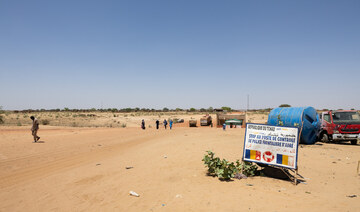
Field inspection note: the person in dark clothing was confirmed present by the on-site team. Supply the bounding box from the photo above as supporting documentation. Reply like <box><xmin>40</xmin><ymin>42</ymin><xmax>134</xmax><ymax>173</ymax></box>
<box><xmin>156</xmin><ymin>120</ymin><xmax>160</xmax><ymax>129</ymax></box>
<box><xmin>30</xmin><ymin>116</ymin><xmax>40</xmax><ymax>142</ymax></box>
<box><xmin>141</xmin><ymin>119</ymin><xmax>145</xmax><ymax>130</ymax></box>
<box><xmin>163</xmin><ymin>119</ymin><xmax>168</xmax><ymax>129</ymax></box>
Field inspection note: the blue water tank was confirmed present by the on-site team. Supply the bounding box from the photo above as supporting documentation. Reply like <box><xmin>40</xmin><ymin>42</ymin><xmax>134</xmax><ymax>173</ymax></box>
<box><xmin>267</xmin><ymin>107</ymin><xmax>320</xmax><ymax>144</ymax></box>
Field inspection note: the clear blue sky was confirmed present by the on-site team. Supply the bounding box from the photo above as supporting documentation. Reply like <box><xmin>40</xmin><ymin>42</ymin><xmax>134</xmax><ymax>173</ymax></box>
<box><xmin>1</xmin><ymin>0</ymin><xmax>359</xmax><ymax>110</ymax></box>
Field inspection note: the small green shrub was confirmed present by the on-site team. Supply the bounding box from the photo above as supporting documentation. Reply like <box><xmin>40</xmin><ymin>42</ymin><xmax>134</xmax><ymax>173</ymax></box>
<box><xmin>0</xmin><ymin>106</ymin><xmax>4</xmax><ymax>124</ymax></box>
<box><xmin>41</xmin><ymin>119</ymin><xmax>50</xmax><ymax>125</ymax></box>
<box><xmin>279</xmin><ymin>104</ymin><xmax>291</xmax><ymax>107</ymax></box>
<box><xmin>121</xmin><ymin>123</ymin><xmax>127</xmax><ymax>128</ymax></box>
<box><xmin>202</xmin><ymin>151</ymin><xmax>259</xmax><ymax>180</ymax></box>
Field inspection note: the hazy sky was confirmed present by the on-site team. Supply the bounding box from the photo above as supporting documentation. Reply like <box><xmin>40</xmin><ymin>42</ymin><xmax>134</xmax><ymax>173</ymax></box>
<box><xmin>1</xmin><ymin>0</ymin><xmax>359</xmax><ymax>110</ymax></box>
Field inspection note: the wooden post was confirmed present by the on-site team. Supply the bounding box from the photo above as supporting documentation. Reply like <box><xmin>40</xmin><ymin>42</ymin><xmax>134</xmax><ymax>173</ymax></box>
<box><xmin>241</xmin><ymin>161</ymin><xmax>244</xmax><ymax>175</ymax></box>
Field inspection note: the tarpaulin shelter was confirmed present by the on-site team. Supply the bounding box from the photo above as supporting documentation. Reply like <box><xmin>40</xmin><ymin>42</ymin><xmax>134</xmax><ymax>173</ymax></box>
<box><xmin>225</xmin><ymin>119</ymin><xmax>243</xmax><ymax>125</ymax></box>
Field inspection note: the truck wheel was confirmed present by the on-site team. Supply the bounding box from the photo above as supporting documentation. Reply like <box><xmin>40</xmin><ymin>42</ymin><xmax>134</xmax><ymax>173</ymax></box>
<box><xmin>321</xmin><ymin>133</ymin><xmax>329</xmax><ymax>143</ymax></box>
<box><xmin>350</xmin><ymin>140</ymin><xmax>358</xmax><ymax>145</ymax></box>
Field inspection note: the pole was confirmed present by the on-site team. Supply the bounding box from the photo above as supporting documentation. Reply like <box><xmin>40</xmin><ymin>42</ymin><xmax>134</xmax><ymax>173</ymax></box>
<box><xmin>247</xmin><ymin>94</ymin><xmax>249</xmax><ymax>111</ymax></box>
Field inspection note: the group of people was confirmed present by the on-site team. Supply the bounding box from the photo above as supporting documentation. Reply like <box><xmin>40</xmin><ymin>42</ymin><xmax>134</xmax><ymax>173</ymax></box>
<box><xmin>29</xmin><ymin>115</ymin><xmax>175</xmax><ymax>143</ymax></box>
<box><xmin>142</xmin><ymin>119</ymin><xmax>173</xmax><ymax>130</ymax></box>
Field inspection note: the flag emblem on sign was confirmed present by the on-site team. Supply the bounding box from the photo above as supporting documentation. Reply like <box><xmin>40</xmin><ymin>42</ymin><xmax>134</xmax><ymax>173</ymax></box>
<box><xmin>276</xmin><ymin>154</ymin><xmax>294</xmax><ymax>166</ymax></box>
<box><xmin>262</xmin><ymin>151</ymin><xmax>274</xmax><ymax>162</ymax></box>
<box><xmin>245</xmin><ymin>149</ymin><xmax>261</xmax><ymax>161</ymax></box>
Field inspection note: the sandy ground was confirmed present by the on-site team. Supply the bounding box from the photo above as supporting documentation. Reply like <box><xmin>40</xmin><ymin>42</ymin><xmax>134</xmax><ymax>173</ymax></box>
<box><xmin>0</xmin><ymin>124</ymin><xmax>359</xmax><ymax>211</ymax></box>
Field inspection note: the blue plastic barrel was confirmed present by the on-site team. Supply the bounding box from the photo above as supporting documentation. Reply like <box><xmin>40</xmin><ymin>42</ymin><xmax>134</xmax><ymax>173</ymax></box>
<box><xmin>267</xmin><ymin>107</ymin><xmax>320</xmax><ymax>144</ymax></box>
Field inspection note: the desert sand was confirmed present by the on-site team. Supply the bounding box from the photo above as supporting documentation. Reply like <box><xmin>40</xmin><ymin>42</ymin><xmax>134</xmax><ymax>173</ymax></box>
<box><xmin>0</xmin><ymin>114</ymin><xmax>359</xmax><ymax>211</ymax></box>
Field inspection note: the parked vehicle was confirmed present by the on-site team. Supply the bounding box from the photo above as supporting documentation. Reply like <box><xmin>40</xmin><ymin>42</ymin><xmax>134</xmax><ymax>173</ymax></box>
<box><xmin>177</xmin><ymin>119</ymin><xmax>184</xmax><ymax>123</ymax></box>
<box><xmin>319</xmin><ymin>110</ymin><xmax>360</xmax><ymax>145</ymax></box>
<box><xmin>200</xmin><ymin>115</ymin><xmax>212</xmax><ymax>126</ymax></box>
<box><xmin>173</xmin><ymin>118</ymin><xmax>184</xmax><ymax>123</ymax></box>
<box><xmin>189</xmin><ymin>119</ymin><xmax>197</xmax><ymax>127</ymax></box>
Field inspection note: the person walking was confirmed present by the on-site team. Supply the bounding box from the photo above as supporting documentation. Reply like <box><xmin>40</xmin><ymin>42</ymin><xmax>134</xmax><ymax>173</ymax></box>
<box><xmin>141</xmin><ymin>119</ymin><xmax>146</xmax><ymax>130</ymax></box>
<box><xmin>156</xmin><ymin>120</ymin><xmax>160</xmax><ymax>129</ymax></box>
<box><xmin>163</xmin><ymin>119</ymin><xmax>168</xmax><ymax>129</ymax></box>
<box><xmin>169</xmin><ymin>119</ymin><xmax>173</xmax><ymax>130</ymax></box>
<box><xmin>30</xmin><ymin>116</ymin><xmax>40</xmax><ymax>142</ymax></box>
<box><xmin>223</xmin><ymin>123</ymin><xmax>226</xmax><ymax>131</ymax></box>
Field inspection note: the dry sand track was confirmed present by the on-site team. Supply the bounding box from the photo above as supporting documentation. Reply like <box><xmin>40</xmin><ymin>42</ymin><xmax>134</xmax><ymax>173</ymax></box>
<box><xmin>0</xmin><ymin>126</ymin><xmax>359</xmax><ymax>211</ymax></box>
<box><xmin>0</xmin><ymin>127</ymin><xmax>171</xmax><ymax>187</ymax></box>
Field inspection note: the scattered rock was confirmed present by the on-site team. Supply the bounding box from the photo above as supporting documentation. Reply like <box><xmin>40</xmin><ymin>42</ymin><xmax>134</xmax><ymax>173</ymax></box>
<box><xmin>96</xmin><ymin>163</ymin><xmax>101</xmax><ymax>166</ymax></box>
<box><xmin>129</xmin><ymin>191</ymin><xmax>140</xmax><ymax>197</ymax></box>
<box><xmin>234</xmin><ymin>173</ymin><xmax>247</xmax><ymax>180</ymax></box>
<box><xmin>175</xmin><ymin>194</ymin><xmax>182</xmax><ymax>198</ymax></box>
<box><xmin>305</xmin><ymin>191</ymin><xmax>311</xmax><ymax>194</ymax></box>
<box><xmin>125</xmin><ymin>166</ymin><xmax>134</xmax><ymax>169</ymax></box>
<box><xmin>246</xmin><ymin>184</ymin><xmax>253</xmax><ymax>186</ymax></box>
<box><xmin>164</xmin><ymin>155</ymin><xmax>167</xmax><ymax>159</ymax></box>
<box><xmin>347</xmin><ymin>195</ymin><xmax>357</xmax><ymax>198</ymax></box>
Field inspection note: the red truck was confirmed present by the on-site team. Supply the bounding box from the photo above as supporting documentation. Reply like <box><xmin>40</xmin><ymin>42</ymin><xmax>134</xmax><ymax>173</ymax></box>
<box><xmin>319</xmin><ymin>110</ymin><xmax>360</xmax><ymax>145</ymax></box>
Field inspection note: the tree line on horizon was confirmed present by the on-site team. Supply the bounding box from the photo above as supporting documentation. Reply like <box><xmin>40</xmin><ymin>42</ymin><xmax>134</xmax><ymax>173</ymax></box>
<box><xmin>5</xmin><ymin>104</ymin><xmax>353</xmax><ymax>114</ymax></box>
<box><xmin>7</xmin><ymin>106</ymin><xmax>237</xmax><ymax>113</ymax></box>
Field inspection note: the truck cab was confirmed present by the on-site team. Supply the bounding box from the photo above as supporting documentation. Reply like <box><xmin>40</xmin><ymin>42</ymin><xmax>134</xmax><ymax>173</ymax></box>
<box><xmin>200</xmin><ymin>115</ymin><xmax>212</xmax><ymax>126</ymax></box>
<box><xmin>319</xmin><ymin>110</ymin><xmax>360</xmax><ymax>145</ymax></box>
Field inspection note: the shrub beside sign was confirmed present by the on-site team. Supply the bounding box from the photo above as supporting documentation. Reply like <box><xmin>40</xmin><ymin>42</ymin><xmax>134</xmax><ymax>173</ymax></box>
<box><xmin>243</xmin><ymin>123</ymin><xmax>299</xmax><ymax>169</ymax></box>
